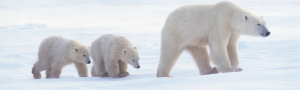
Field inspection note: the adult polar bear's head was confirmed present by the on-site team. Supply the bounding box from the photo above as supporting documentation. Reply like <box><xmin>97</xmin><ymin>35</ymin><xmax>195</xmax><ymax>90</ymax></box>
<box><xmin>220</xmin><ymin>1</ymin><xmax>270</xmax><ymax>37</ymax></box>
<box><xmin>237</xmin><ymin>14</ymin><xmax>270</xmax><ymax>37</ymax></box>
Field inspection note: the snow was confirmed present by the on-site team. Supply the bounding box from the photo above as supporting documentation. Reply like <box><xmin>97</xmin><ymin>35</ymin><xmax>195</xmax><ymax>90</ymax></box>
<box><xmin>0</xmin><ymin>0</ymin><xmax>300</xmax><ymax>89</ymax></box>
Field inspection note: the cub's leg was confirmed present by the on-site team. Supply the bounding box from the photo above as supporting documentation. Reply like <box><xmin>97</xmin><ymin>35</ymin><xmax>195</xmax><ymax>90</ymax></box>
<box><xmin>118</xmin><ymin>60</ymin><xmax>129</xmax><ymax>77</ymax></box>
<box><xmin>46</xmin><ymin>68</ymin><xmax>52</xmax><ymax>78</ymax></box>
<box><xmin>50</xmin><ymin>65</ymin><xmax>63</xmax><ymax>78</ymax></box>
<box><xmin>104</xmin><ymin>58</ymin><xmax>119</xmax><ymax>78</ymax></box>
<box><xmin>91</xmin><ymin>66</ymin><xmax>96</xmax><ymax>77</ymax></box>
<box><xmin>93</xmin><ymin>59</ymin><xmax>107</xmax><ymax>77</ymax></box>
<box><xmin>74</xmin><ymin>62</ymin><xmax>88</xmax><ymax>77</ymax></box>
<box><xmin>32</xmin><ymin>60</ymin><xmax>50</xmax><ymax>79</ymax></box>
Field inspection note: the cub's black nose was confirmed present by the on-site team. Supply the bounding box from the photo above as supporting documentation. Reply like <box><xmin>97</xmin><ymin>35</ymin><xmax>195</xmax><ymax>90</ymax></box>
<box><xmin>137</xmin><ymin>66</ymin><xmax>140</xmax><ymax>69</ymax></box>
<box><xmin>87</xmin><ymin>61</ymin><xmax>91</xmax><ymax>64</ymax></box>
<box><xmin>265</xmin><ymin>32</ymin><xmax>270</xmax><ymax>36</ymax></box>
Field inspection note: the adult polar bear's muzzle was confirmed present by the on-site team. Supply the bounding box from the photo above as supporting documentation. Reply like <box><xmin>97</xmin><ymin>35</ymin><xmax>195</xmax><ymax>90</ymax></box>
<box><xmin>260</xmin><ymin>25</ymin><xmax>270</xmax><ymax>37</ymax></box>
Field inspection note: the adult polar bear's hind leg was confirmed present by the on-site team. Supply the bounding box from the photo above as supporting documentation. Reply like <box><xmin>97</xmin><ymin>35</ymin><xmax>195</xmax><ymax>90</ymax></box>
<box><xmin>157</xmin><ymin>33</ymin><xmax>183</xmax><ymax>77</ymax></box>
<box><xmin>187</xmin><ymin>46</ymin><xmax>219</xmax><ymax>75</ymax></box>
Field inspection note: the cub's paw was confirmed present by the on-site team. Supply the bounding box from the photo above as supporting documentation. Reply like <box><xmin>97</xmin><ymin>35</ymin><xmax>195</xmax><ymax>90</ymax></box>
<box><xmin>233</xmin><ymin>67</ymin><xmax>243</xmax><ymax>72</ymax></box>
<box><xmin>102</xmin><ymin>72</ymin><xmax>109</xmax><ymax>77</ymax></box>
<box><xmin>33</xmin><ymin>73</ymin><xmax>41</xmax><ymax>79</ymax></box>
<box><xmin>119</xmin><ymin>72</ymin><xmax>130</xmax><ymax>77</ymax></box>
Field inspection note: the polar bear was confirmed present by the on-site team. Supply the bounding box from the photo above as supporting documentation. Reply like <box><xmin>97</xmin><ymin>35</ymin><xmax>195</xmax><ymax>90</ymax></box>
<box><xmin>157</xmin><ymin>1</ymin><xmax>270</xmax><ymax>77</ymax></box>
<box><xmin>90</xmin><ymin>34</ymin><xmax>140</xmax><ymax>78</ymax></box>
<box><xmin>32</xmin><ymin>36</ymin><xmax>91</xmax><ymax>79</ymax></box>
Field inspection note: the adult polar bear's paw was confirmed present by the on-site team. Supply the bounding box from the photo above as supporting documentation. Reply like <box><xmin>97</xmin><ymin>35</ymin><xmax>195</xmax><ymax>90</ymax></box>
<box><xmin>233</xmin><ymin>67</ymin><xmax>243</xmax><ymax>72</ymax></box>
<box><xmin>119</xmin><ymin>72</ymin><xmax>130</xmax><ymax>77</ymax></box>
<box><xmin>208</xmin><ymin>67</ymin><xmax>219</xmax><ymax>74</ymax></box>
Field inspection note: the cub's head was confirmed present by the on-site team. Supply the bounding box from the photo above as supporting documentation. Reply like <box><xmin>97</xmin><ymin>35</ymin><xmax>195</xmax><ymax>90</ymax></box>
<box><xmin>235</xmin><ymin>14</ymin><xmax>270</xmax><ymax>37</ymax></box>
<box><xmin>72</xmin><ymin>46</ymin><xmax>91</xmax><ymax>64</ymax></box>
<box><xmin>120</xmin><ymin>47</ymin><xmax>140</xmax><ymax>69</ymax></box>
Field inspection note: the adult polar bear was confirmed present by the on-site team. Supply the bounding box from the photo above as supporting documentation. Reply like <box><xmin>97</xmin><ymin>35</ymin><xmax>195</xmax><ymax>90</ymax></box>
<box><xmin>157</xmin><ymin>1</ymin><xmax>270</xmax><ymax>77</ymax></box>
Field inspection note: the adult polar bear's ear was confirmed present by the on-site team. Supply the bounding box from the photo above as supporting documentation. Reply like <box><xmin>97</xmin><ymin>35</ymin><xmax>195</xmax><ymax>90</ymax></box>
<box><xmin>260</xmin><ymin>16</ymin><xmax>263</xmax><ymax>19</ymax></box>
<box><xmin>74</xmin><ymin>47</ymin><xmax>78</xmax><ymax>53</ymax></box>
<box><xmin>133</xmin><ymin>47</ymin><xmax>137</xmax><ymax>50</ymax></box>
<box><xmin>122</xmin><ymin>49</ymin><xmax>127</xmax><ymax>55</ymax></box>
<box><xmin>243</xmin><ymin>14</ymin><xmax>248</xmax><ymax>21</ymax></box>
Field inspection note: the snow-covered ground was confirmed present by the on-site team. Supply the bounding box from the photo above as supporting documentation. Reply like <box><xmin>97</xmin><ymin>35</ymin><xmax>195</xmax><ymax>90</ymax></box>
<box><xmin>0</xmin><ymin>0</ymin><xmax>300</xmax><ymax>89</ymax></box>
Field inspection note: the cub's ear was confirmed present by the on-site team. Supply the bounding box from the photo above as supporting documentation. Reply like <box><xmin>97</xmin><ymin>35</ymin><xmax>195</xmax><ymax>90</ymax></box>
<box><xmin>243</xmin><ymin>14</ymin><xmax>248</xmax><ymax>21</ymax></box>
<box><xmin>87</xmin><ymin>46</ymin><xmax>90</xmax><ymax>50</ymax></box>
<box><xmin>122</xmin><ymin>49</ymin><xmax>127</xmax><ymax>55</ymax></box>
<box><xmin>260</xmin><ymin>16</ymin><xmax>263</xmax><ymax>19</ymax></box>
<box><xmin>133</xmin><ymin>47</ymin><xmax>137</xmax><ymax>50</ymax></box>
<box><xmin>74</xmin><ymin>47</ymin><xmax>78</xmax><ymax>53</ymax></box>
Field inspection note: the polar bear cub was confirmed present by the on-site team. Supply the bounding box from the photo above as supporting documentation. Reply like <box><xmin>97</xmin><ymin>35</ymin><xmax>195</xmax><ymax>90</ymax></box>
<box><xmin>90</xmin><ymin>34</ymin><xmax>140</xmax><ymax>78</ymax></box>
<box><xmin>32</xmin><ymin>36</ymin><xmax>91</xmax><ymax>79</ymax></box>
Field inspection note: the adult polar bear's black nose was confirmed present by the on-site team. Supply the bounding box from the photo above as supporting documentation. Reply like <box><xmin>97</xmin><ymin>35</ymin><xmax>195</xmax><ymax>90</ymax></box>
<box><xmin>265</xmin><ymin>32</ymin><xmax>270</xmax><ymax>36</ymax></box>
<box><xmin>137</xmin><ymin>66</ymin><xmax>140</xmax><ymax>69</ymax></box>
<box><xmin>87</xmin><ymin>61</ymin><xmax>91</xmax><ymax>64</ymax></box>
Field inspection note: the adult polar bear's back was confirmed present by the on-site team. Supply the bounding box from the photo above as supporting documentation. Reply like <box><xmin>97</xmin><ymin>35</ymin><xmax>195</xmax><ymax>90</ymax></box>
<box><xmin>157</xmin><ymin>1</ymin><xmax>270</xmax><ymax>77</ymax></box>
<box><xmin>162</xmin><ymin>1</ymin><xmax>256</xmax><ymax>45</ymax></box>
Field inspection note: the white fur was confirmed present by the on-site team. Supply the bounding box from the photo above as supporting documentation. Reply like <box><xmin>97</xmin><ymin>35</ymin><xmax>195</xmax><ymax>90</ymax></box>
<box><xmin>90</xmin><ymin>34</ymin><xmax>140</xmax><ymax>78</ymax></box>
<box><xmin>157</xmin><ymin>1</ymin><xmax>270</xmax><ymax>77</ymax></box>
<box><xmin>32</xmin><ymin>36</ymin><xmax>91</xmax><ymax>79</ymax></box>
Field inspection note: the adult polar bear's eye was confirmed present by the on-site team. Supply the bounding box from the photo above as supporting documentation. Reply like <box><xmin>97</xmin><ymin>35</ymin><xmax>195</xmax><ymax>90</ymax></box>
<box><xmin>132</xmin><ymin>59</ymin><xmax>135</xmax><ymax>61</ymax></box>
<box><xmin>257</xmin><ymin>24</ymin><xmax>261</xmax><ymax>26</ymax></box>
<box><xmin>83</xmin><ymin>55</ymin><xmax>86</xmax><ymax>57</ymax></box>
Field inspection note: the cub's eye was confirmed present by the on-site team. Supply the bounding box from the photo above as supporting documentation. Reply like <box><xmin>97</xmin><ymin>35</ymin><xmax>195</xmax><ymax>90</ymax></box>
<box><xmin>83</xmin><ymin>55</ymin><xmax>86</xmax><ymax>57</ymax></box>
<box><xmin>132</xmin><ymin>59</ymin><xmax>135</xmax><ymax>61</ymax></box>
<box><xmin>257</xmin><ymin>24</ymin><xmax>261</xmax><ymax>26</ymax></box>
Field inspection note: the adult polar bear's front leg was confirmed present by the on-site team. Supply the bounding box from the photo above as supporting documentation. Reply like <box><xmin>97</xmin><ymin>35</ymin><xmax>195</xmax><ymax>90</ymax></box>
<box><xmin>209</xmin><ymin>36</ymin><xmax>242</xmax><ymax>73</ymax></box>
<box><xmin>227</xmin><ymin>33</ymin><xmax>240</xmax><ymax>68</ymax></box>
